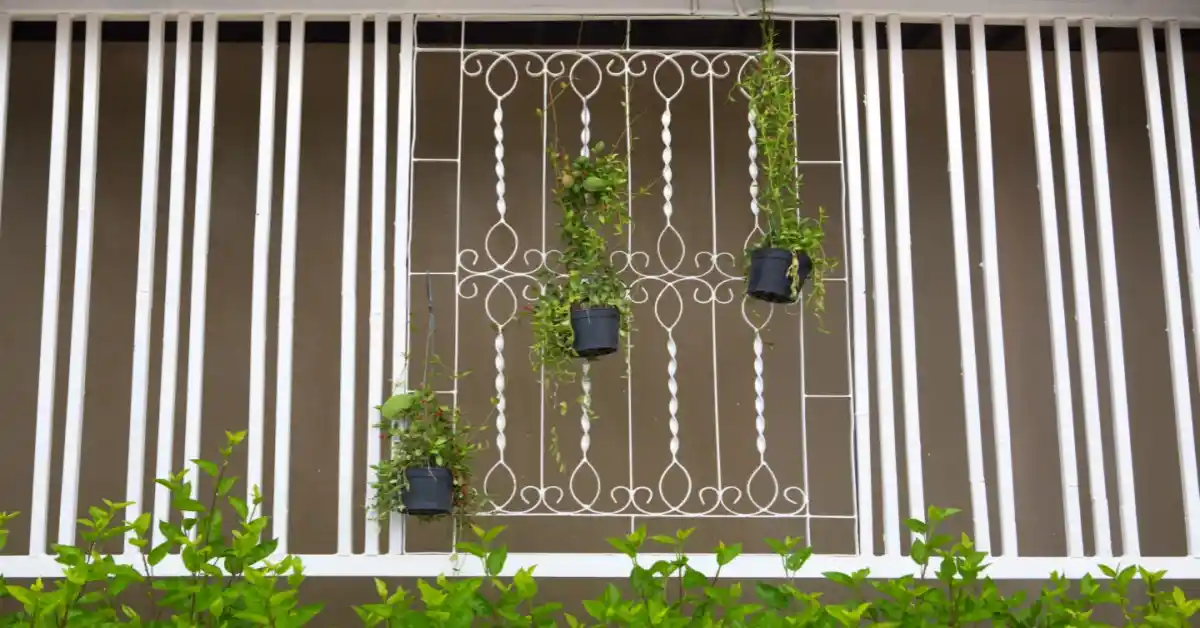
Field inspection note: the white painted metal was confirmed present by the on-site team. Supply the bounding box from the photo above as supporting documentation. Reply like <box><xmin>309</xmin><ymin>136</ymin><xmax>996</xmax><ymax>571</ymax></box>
<box><xmin>153</xmin><ymin>13</ymin><xmax>193</xmax><ymax>548</ymax></box>
<box><xmin>5</xmin><ymin>7</ymin><xmax>1198</xmax><ymax>581</ymax></box>
<box><xmin>58</xmin><ymin>14</ymin><xmax>103</xmax><ymax>547</ymax></box>
<box><xmin>28</xmin><ymin>14</ymin><xmax>73</xmax><ymax>556</ymax></box>
<box><xmin>1080</xmin><ymin>19</ymin><xmax>1139</xmax><ymax>558</ymax></box>
<box><xmin>124</xmin><ymin>13</ymin><xmax>166</xmax><ymax>553</ymax></box>
<box><xmin>248</xmin><ymin>14</ymin><xmax>279</xmax><ymax>509</ymax></box>
<box><xmin>0</xmin><ymin>14</ymin><xmax>10</xmax><ymax>241</ymax></box>
<box><xmin>838</xmin><ymin>14</ymin><xmax>872</xmax><ymax>556</ymax></box>
<box><xmin>338</xmin><ymin>14</ymin><xmax>364</xmax><ymax>556</ymax></box>
<box><xmin>1026</xmin><ymin>18</ymin><xmax>1084</xmax><ymax>558</ymax></box>
<box><xmin>886</xmin><ymin>14</ymin><xmax>924</xmax><ymax>539</ymax></box>
<box><xmin>3</xmin><ymin>0</ymin><xmax>1199</xmax><ymax>22</ymax></box>
<box><xmin>967</xmin><ymin>15</ymin><xmax>1016</xmax><ymax>557</ymax></box>
<box><xmin>1052</xmin><ymin>18</ymin><xmax>1110</xmax><ymax>558</ymax></box>
<box><xmin>365</xmin><ymin>13</ymin><xmax>388</xmax><ymax>555</ymax></box>
<box><xmin>274</xmin><ymin>13</ymin><xmax>307</xmax><ymax>553</ymax></box>
<box><xmin>8</xmin><ymin>551</ymin><xmax>1200</xmax><ymax>580</ymax></box>
<box><xmin>860</xmin><ymin>15</ymin><xmax>900</xmax><ymax>556</ymax></box>
<box><xmin>389</xmin><ymin>13</ymin><xmax>416</xmax><ymax>554</ymax></box>
<box><xmin>1138</xmin><ymin>19</ymin><xmax>1200</xmax><ymax>557</ymax></box>
<box><xmin>1166</xmin><ymin>23</ymin><xmax>1200</xmax><ymax>486</ymax></box>
<box><xmin>184</xmin><ymin>13</ymin><xmax>219</xmax><ymax>502</ymax></box>
<box><xmin>940</xmin><ymin>16</ymin><xmax>990</xmax><ymax>553</ymax></box>
<box><xmin>450</xmin><ymin>41</ymin><xmax>840</xmax><ymax>520</ymax></box>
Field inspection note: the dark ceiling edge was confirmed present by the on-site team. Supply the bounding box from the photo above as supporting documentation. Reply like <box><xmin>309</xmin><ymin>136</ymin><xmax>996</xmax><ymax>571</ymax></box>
<box><xmin>7</xmin><ymin>19</ymin><xmax>1196</xmax><ymax>52</ymax></box>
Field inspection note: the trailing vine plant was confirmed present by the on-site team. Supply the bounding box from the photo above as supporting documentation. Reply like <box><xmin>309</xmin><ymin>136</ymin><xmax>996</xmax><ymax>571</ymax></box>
<box><xmin>527</xmin><ymin>81</ymin><xmax>640</xmax><ymax>468</ymax></box>
<box><xmin>369</xmin><ymin>283</ymin><xmax>487</xmax><ymax>527</ymax></box>
<box><xmin>739</xmin><ymin>1</ymin><xmax>836</xmax><ymax>318</ymax></box>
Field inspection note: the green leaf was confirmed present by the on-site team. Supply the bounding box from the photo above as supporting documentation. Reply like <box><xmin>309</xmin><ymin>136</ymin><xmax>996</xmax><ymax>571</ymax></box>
<box><xmin>417</xmin><ymin>579</ymin><xmax>446</xmax><ymax>607</ymax></box>
<box><xmin>755</xmin><ymin>582</ymin><xmax>788</xmax><ymax>610</ymax></box>
<box><xmin>148</xmin><ymin>541</ymin><xmax>171</xmax><ymax>566</ymax></box>
<box><xmin>582</xmin><ymin>599</ymin><xmax>606</xmax><ymax>620</ymax></box>
<box><xmin>514</xmin><ymin>568</ymin><xmax>538</xmax><ymax>599</ymax></box>
<box><xmin>5</xmin><ymin>585</ymin><xmax>33</xmax><ymax>606</ymax></box>
<box><xmin>232</xmin><ymin>612</ymin><xmax>271</xmax><ymax>625</ymax></box>
<box><xmin>229</xmin><ymin>497</ymin><xmax>249</xmax><ymax>522</ymax></box>
<box><xmin>194</xmin><ymin>459</ymin><xmax>220</xmax><ymax>477</ymax></box>
<box><xmin>380</xmin><ymin>392</ymin><xmax>416</xmax><ymax>419</ymax></box>
<box><xmin>486</xmin><ymin>546</ymin><xmax>508</xmax><ymax>576</ymax></box>
<box><xmin>683</xmin><ymin>566</ymin><xmax>708</xmax><ymax>590</ymax></box>
<box><xmin>716</xmin><ymin>541</ymin><xmax>742</xmax><ymax>566</ymax></box>
<box><xmin>824</xmin><ymin>571</ymin><xmax>855</xmax><ymax>588</ymax></box>
<box><xmin>904</xmin><ymin>518</ymin><xmax>927</xmax><ymax>535</ymax></box>
<box><xmin>173</xmin><ymin>497</ymin><xmax>206</xmax><ymax>513</ymax></box>
<box><xmin>217</xmin><ymin>476</ymin><xmax>237</xmax><ymax>497</ymax></box>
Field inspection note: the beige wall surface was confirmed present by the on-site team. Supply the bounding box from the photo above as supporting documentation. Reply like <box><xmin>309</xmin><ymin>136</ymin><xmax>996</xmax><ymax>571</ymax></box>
<box><xmin>0</xmin><ymin>31</ymin><xmax>1198</xmax><ymax>622</ymax></box>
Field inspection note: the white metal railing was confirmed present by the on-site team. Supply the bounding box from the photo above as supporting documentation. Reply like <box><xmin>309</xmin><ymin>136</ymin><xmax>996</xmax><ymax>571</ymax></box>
<box><xmin>0</xmin><ymin>10</ymin><xmax>1198</xmax><ymax>579</ymax></box>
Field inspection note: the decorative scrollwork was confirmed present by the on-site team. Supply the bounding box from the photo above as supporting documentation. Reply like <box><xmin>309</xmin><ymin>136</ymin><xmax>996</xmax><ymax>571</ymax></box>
<box><xmin>445</xmin><ymin>48</ymin><xmax>835</xmax><ymax>519</ymax></box>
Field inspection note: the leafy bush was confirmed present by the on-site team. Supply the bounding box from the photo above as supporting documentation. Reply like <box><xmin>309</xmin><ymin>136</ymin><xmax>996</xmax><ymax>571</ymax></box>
<box><xmin>0</xmin><ymin>430</ymin><xmax>320</xmax><ymax>627</ymax></box>
<box><xmin>2</xmin><ymin>439</ymin><xmax>1197</xmax><ymax>626</ymax></box>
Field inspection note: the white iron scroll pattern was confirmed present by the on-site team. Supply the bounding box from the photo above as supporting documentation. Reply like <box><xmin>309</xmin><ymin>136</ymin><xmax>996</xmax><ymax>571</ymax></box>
<box><xmin>433</xmin><ymin>42</ymin><xmax>850</xmax><ymax>520</ymax></box>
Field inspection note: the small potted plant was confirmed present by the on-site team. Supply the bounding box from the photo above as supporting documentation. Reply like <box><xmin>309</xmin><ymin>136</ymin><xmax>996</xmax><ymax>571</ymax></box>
<box><xmin>740</xmin><ymin>7</ymin><xmax>835</xmax><ymax>313</ymax></box>
<box><xmin>528</xmin><ymin>85</ymin><xmax>634</xmax><ymax>390</ymax></box>
<box><xmin>369</xmin><ymin>366</ymin><xmax>483</xmax><ymax>520</ymax></box>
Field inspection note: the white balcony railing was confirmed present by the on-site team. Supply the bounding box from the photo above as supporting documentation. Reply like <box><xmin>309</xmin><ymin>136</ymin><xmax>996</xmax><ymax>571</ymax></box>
<box><xmin>0</xmin><ymin>6</ymin><xmax>1197</xmax><ymax>580</ymax></box>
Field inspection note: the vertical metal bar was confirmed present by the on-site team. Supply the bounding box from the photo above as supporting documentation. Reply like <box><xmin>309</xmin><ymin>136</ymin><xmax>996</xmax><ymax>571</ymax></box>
<box><xmin>885</xmin><ymin>14</ymin><xmax>924</xmax><ymax>537</ymax></box>
<box><xmin>1081</xmin><ymin>19</ymin><xmax>1139</xmax><ymax>558</ymax></box>
<box><xmin>789</xmin><ymin>18</ymin><xmax>814</xmax><ymax>547</ymax></box>
<box><xmin>29</xmin><ymin>13</ymin><xmax>72</xmax><ymax>556</ymax></box>
<box><xmin>1138</xmin><ymin>19</ymin><xmax>1200</xmax><ymax>555</ymax></box>
<box><xmin>365</xmin><ymin>13</ymin><xmax>388</xmax><ymax>556</ymax></box>
<box><xmin>57</xmin><ymin>13</ymin><xmax>103</xmax><ymax>547</ymax></box>
<box><xmin>1166</xmin><ymin>24</ymin><xmax>1200</xmax><ymax>545</ymax></box>
<box><xmin>838</xmin><ymin>14</ymin><xmax>873</xmax><ymax>556</ymax></box>
<box><xmin>124</xmin><ymin>13</ymin><xmax>166</xmax><ymax>552</ymax></box>
<box><xmin>941</xmin><ymin>17</ymin><xmax>991</xmax><ymax>551</ymax></box>
<box><xmin>153</xmin><ymin>13</ymin><xmax>192</xmax><ymax>547</ymax></box>
<box><xmin>184</xmin><ymin>13</ymin><xmax>218</xmax><ymax>502</ymax></box>
<box><xmin>1026</xmin><ymin>18</ymin><xmax>1084</xmax><ymax>557</ymax></box>
<box><xmin>274</xmin><ymin>13</ymin><xmax>306</xmax><ymax>553</ymax></box>
<box><xmin>1053</xmin><ymin>17</ymin><xmax>1111</xmax><ymax>558</ymax></box>
<box><xmin>248</xmin><ymin>14</ymin><xmax>278</xmax><ymax>507</ymax></box>
<box><xmin>968</xmin><ymin>15</ymin><xmax>1017</xmax><ymax>556</ymax></box>
<box><xmin>389</xmin><ymin>13</ymin><xmax>416</xmax><ymax>555</ymax></box>
<box><xmin>861</xmin><ymin>15</ymin><xmax>900</xmax><ymax>556</ymax></box>
<box><xmin>0</xmin><ymin>15</ymin><xmax>11</xmax><ymax>240</ymax></box>
<box><xmin>338</xmin><ymin>14</ymin><xmax>364</xmax><ymax>556</ymax></box>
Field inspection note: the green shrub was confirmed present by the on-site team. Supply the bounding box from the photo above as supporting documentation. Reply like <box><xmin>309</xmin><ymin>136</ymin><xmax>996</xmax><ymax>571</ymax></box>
<box><xmin>2</xmin><ymin>438</ymin><xmax>1197</xmax><ymax>626</ymax></box>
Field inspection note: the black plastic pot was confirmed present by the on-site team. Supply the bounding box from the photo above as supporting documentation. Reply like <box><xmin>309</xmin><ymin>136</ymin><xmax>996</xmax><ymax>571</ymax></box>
<box><xmin>747</xmin><ymin>248</ymin><xmax>813</xmax><ymax>304</ymax></box>
<box><xmin>401</xmin><ymin>467</ymin><xmax>453</xmax><ymax>516</ymax></box>
<box><xmin>571</xmin><ymin>305</ymin><xmax>621</xmax><ymax>359</ymax></box>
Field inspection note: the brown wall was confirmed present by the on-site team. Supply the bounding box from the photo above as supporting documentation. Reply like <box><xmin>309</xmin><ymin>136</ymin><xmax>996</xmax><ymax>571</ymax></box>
<box><xmin>0</xmin><ymin>30</ymin><xmax>1198</xmax><ymax>622</ymax></box>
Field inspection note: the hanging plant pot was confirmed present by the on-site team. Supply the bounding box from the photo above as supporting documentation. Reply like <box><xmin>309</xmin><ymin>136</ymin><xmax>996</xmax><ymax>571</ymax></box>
<box><xmin>400</xmin><ymin>467</ymin><xmax>453</xmax><ymax>516</ymax></box>
<box><xmin>747</xmin><ymin>248</ymin><xmax>813</xmax><ymax>304</ymax></box>
<box><xmin>571</xmin><ymin>305</ymin><xmax>621</xmax><ymax>358</ymax></box>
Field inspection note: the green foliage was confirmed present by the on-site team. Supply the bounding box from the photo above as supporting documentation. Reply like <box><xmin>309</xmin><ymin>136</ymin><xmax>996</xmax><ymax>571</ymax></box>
<box><xmin>738</xmin><ymin>6</ymin><xmax>836</xmax><ymax>315</ymax></box>
<box><xmin>528</xmin><ymin>83</ymin><xmax>634</xmax><ymax>392</ymax></box>
<box><xmin>369</xmin><ymin>356</ymin><xmax>485</xmax><ymax>523</ymax></box>
<box><xmin>527</xmin><ymin>82</ymin><xmax>642</xmax><ymax>470</ymax></box>
<box><xmin>0</xmin><ymin>430</ymin><xmax>321</xmax><ymax>627</ymax></box>
<box><xmin>3</xmin><ymin>441</ymin><xmax>1198</xmax><ymax>627</ymax></box>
